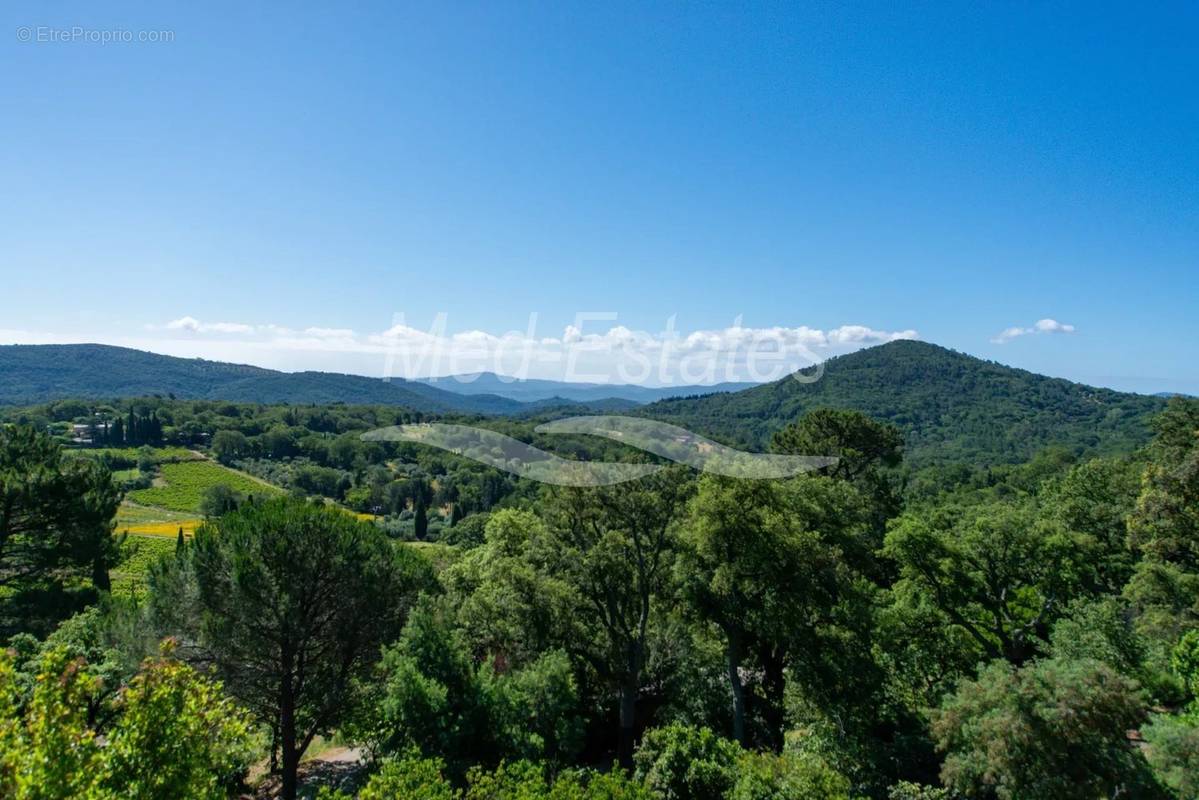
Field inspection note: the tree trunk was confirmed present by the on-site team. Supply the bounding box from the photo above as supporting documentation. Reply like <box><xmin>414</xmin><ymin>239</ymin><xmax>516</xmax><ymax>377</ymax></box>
<box><xmin>761</xmin><ymin>647</ymin><xmax>786</xmax><ymax>753</ymax></box>
<box><xmin>269</xmin><ymin>721</ymin><xmax>279</xmax><ymax>774</ymax></box>
<box><xmin>618</xmin><ymin>679</ymin><xmax>637</xmax><ymax>769</ymax></box>
<box><xmin>280</xmin><ymin>684</ymin><xmax>299</xmax><ymax>800</ymax></box>
<box><xmin>92</xmin><ymin>554</ymin><xmax>110</xmax><ymax>592</ymax></box>
<box><xmin>726</xmin><ymin>633</ymin><xmax>747</xmax><ymax>744</ymax></box>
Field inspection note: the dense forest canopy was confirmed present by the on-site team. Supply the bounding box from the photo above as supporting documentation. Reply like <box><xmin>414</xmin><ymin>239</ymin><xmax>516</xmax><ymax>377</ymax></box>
<box><xmin>641</xmin><ymin>340</ymin><xmax>1166</xmax><ymax>467</ymax></box>
<box><xmin>0</xmin><ymin>363</ymin><xmax>1195</xmax><ymax>799</ymax></box>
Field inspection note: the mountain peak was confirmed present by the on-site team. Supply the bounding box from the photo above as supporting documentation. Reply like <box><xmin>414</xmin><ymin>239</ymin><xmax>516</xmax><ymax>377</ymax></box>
<box><xmin>642</xmin><ymin>340</ymin><xmax>1165</xmax><ymax>467</ymax></box>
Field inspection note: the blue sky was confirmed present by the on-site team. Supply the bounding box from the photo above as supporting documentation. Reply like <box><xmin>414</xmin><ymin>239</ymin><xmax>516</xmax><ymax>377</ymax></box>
<box><xmin>1</xmin><ymin>2</ymin><xmax>1196</xmax><ymax>391</ymax></box>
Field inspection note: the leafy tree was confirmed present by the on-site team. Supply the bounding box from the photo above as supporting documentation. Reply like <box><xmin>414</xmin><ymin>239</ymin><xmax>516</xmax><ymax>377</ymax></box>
<box><xmin>1129</xmin><ymin>397</ymin><xmax>1199</xmax><ymax>573</ymax></box>
<box><xmin>771</xmin><ymin>407</ymin><xmax>903</xmax><ymax>482</ymax></box>
<box><xmin>209</xmin><ymin>430</ymin><xmax>248</xmax><ymax>465</ymax></box>
<box><xmin>447</xmin><ymin>509</ymin><xmax>573</xmax><ymax>668</ymax></box>
<box><xmin>0</xmin><ymin>645</ymin><xmax>105</xmax><ymax>798</ymax></box>
<box><xmin>677</xmin><ymin>474</ymin><xmax>871</xmax><ymax>748</ymax></box>
<box><xmin>464</xmin><ymin>760</ymin><xmax>554</xmax><ymax>800</ymax></box>
<box><xmin>544</xmin><ymin>469</ymin><xmax>694</xmax><ymax>767</ymax></box>
<box><xmin>633</xmin><ymin>723</ymin><xmax>741</xmax><ymax>800</ymax></box>
<box><xmin>503</xmin><ymin>649</ymin><xmax>586</xmax><ymax>769</ymax></box>
<box><xmin>329</xmin><ymin>434</ymin><xmax>362</xmax><ymax>470</ymax></box>
<box><xmin>318</xmin><ymin>757</ymin><xmax>655</xmax><ymax>800</ymax></box>
<box><xmin>342</xmin><ymin>754</ymin><xmax>458</xmax><ymax>800</ymax></box>
<box><xmin>352</xmin><ymin>595</ymin><xmax>582</xmax><ymax>776</ymax></box>
<box><xmin>772</xmin><ymin>408</ymin><xmax>903</xmax><ymax>549</ymax></box>
<box><xmin>351</xmin><ymin>594</ymin><xmax>503</xmax><ymax>772</ymax></box>
<box><xmin>1142</xmin><ymin>714</ymin><xmax>1199</xmax><ymax>800</ymax></box>
<box><xmin>8</xmin><ymin>603</ymin><xmax>153</xmax><ymax>717</ymax></box>
<box><xmin>0</xmin><ymin>425</ymin><xmax>121</xmax><ymax>634</ymax></box>
<box><xmin>1124</xmin><ymin>560</ymin><xmax>1199</xmax><ymax>668</ymax></box>
<box><xmin>135</xmin><ymin>446</ymin><xmax>156</xmax><ymax>474</ymax></box>
<box><xmin>442</xmin><ymin>512</ymin><xmax>490</xmax><ymax>549</ymax></box>
<box><xmin>0</xmin><ymin>643</ymin><xmax>254</xmax><ymax>800</ymax></box>
<box><xmin>886</xmin><ymin>783</ymin><xmax>951</xmax><ymax>800</ymax></box>
<box><xmin>461</xmin><ymin>759</ymin><xmax>655</xmax><ymax>799</ymax></box>
<box><xmin>198</xmin><ymin>484</ymin><xmax>245</xmax><ymax>518</ymax></box>
<box><xmin>730</xmin><ymin>749</ymin><xmax>852</xmax><ymax>800</ymax></box>
<box><xmin>1175</xmin><ymin>630</ymin><xmax>1199</xmax><ymax>704</ymax></box>
<box><xmin>1111</xmin><ymin>401</ymin><xmax>1199</xmax><ymax>727</ymax></box>
<box><xmin>414</xmin><ymin>477</ymin><xmax>432</xmax><ymax>540</ymax></box>
<box><xmin>931</xmin><ymin>657</ymin><xmax>1157</xmax><ymax>800</ymax></box>
<box><xmin>1048</xmin><ymin>598</ymin><xmax>1150</xmax><ymax>689</ymax></box>
<box><xmin>885</xmin><ymin>501</ymin><xmax>1085</xmax><ymax>665</ymax></box>
<box><xmin>100</xmin><ymin>641</ymin><xmax>255</xmax><ymax>798</ymax></box>
<box><xmin>1126</xmin><ymin>398</ymin><xmax>1199</xmax><ymax>652</ymax></box>
<box><xmin>168</xmin><ymin>497</ymin><xmax>434</xmax><ymax>800</ymax></box>
<box><xmin>1039</xmin><ymin>457</ymin><xmax>1141</xmax><ymax>594</ymax></box>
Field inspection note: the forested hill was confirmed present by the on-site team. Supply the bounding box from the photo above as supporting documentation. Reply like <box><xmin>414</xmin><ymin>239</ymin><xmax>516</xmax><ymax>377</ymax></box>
<box><xmin>0</xmin><ymin>344</ymin><xmax>529</xmax><ymax>415</ymax></box>
<box><xmin>640</xmin><ymin>340</ymin><xmax>1167</xmax><ymax>466</ymax></box>
<box><xmin>0</xmin><ymin>342</ymin><xmax>1170</xmax><ymax>464</ymax></box>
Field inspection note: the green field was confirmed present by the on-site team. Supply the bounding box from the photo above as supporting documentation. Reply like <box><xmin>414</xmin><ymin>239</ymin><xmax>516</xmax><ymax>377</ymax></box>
<box><xmin>110</xmin><ymin>534</ymin><xmax>176</xmax><ymax>598</ymax></box>
<box><xmin>115</xmin><ymin>502</ymin><xmax>197</xmax><ymax>525</ymax></box>
<box><xmin>127</xmin><ymin>460</ymin><xmax>282</xmax><ymax>513</ymax></box>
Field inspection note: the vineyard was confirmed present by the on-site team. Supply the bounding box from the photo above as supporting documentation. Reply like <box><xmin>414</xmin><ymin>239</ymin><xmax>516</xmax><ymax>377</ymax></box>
<box><xmin>109</xmin><ymin>535</ymin><xmax>176</xmax><ymax>598</ymax></box>
<box><xmin>127</xmin><ymin>460</ymin><xmax>282</xmax><ymax>513</ymax></box>
<box><xmin>112</xmin><ymin>458</ymin><xmax>285</xmax><ymax>593</ymax></box>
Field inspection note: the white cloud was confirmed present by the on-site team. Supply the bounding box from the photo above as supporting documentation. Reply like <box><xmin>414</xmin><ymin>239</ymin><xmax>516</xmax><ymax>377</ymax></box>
<box><xmin>828</xmin><ymin>325</ymin><xmax>919</xmax><ymax>345</ymax></box>
<box><xmin>992</xmin><ymin>318</ymin><xmax>1076</xmax><ymax>344</ymax></box>
<box><xmin>166</xmin><ymin>316</ymin><xmax>254</xmax><ymax>334</ymax></box>
<box><xmin>370</xmin><ymin>324</ymin><xmax>439</xmax><ymax>345</ymax></box>
<box><xmin>165</xmin><ymin>316</ymin><xmax>201</xmax><ymax>331</ymax></box>
<box><xmin>6</xmin><ymin>317</ymin><xmax>921</xmax><ymax>386</ymax></box>
<box><xmin>303</xmin><ymin>327</ymin><xmax>355</xmax><ymax>339</ymax></box>
<box><xmin>1034</xmin><ymin>318</ymin><xmax>1075</xmax><ymax>334</ymax></box>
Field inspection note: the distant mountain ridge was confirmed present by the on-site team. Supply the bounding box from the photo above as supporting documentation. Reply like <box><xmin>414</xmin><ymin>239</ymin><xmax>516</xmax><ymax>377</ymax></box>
<box><xmin>0</xmin><ymin>344</ymin><xmax>530</xmax><ymax>415</ymax></box>
<box><xmin>0</xmin><ymin>342</ymin><xmax>1172</xmax><ymax>467</ymax></box>
<box><xmin>639</xmin><ymin>340</ymin><xmax>1168</xmax><ymax>467</ymax></box>
<box><xmin>0</xmin><ymin>345</ymin><xmax>751</xmax><ymax>413</ymax></box>
<box><xmin>417</xmin><ymin>372</ymin><xmax>759</xmax><ymax>404</ymax></box>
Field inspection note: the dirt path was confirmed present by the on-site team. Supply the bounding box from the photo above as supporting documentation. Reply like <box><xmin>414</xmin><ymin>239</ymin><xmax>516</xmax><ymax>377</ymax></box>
<box><xmin>249</xmin><ymin>747</ymin><xmax>367</xmax><ymax>799</ymax></box>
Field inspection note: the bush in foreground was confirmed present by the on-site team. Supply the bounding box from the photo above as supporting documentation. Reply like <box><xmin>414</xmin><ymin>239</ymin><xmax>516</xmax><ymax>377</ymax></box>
<box><xmin>0</xmin><ymin>641</ymin><xmax>255</xmax><ymax>800</ymax></box>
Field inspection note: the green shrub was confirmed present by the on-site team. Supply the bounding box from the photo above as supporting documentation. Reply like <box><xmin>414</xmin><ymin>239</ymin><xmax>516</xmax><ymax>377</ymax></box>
<box><xmin>633</xmin><ymin>723</ymin><xmax>741</xmax><ymax>800</ymax></box>
<box><xmin>886</xmin><ymin>782</ymin><xmax>951</xmax><ymax>800</ymax></box>
<box><xmin>359</xmin><ymin>754</ymin><xmax>457</xmax><ymax>800</ymax></box>
<box><xmin>1143</xmin><ymin>714</ymin><xmax>1199</xmax><ymax>800</ymax></box>
<box><xmin>731</xmin><ymin>750</ymin><xmax>852</xmax><ymax>800</ymax></box>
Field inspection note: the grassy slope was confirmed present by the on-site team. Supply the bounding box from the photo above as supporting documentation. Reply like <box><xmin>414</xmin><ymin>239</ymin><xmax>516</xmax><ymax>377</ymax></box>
<box><xmin>112</xmin><ymin>454</ymin><xmax>286</xmax><ymax>592</ymax></box>
<box><xmin>127</xmin><ymin>460</ymin><xmax>284</xmax><ymax>513</ymax></box>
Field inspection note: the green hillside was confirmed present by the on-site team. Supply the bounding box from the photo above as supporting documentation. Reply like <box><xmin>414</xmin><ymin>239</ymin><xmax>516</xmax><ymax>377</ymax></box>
<box><xmin>0</xmin><ymin>344</ymin><xmax>525</xmax><ymax>415</ymax></box>
<box><xmin>639</xmin><ymin>340</ymin><xmax>1166</xmax><ymax>466</ymax></box>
